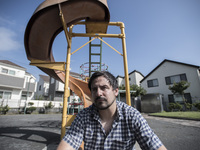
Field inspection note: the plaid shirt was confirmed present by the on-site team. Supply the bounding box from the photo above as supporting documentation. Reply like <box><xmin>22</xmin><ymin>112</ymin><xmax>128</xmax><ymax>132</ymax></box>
<box><xmin>63</xmin><ymin>101</ymin><xmax>163</xmax><ymax>150</ymax></box>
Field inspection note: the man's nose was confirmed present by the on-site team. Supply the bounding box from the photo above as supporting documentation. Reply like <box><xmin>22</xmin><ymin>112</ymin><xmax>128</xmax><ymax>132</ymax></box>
<box><xmin>96</xmin><ymin>88</ymin><xmax>103</xmax><ymax>96</ymax></box>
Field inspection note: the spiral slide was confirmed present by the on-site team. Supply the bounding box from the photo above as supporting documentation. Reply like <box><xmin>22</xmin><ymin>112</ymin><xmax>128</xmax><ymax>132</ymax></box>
<box><xmin>24</xmin><ymin>0</ymin><xmax>110</xmax><ymax>107</ymax></box>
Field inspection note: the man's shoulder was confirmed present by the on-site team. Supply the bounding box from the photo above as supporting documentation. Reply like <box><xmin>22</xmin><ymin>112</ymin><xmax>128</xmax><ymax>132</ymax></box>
<box><xmin>116</xmin><ymin>101</ymin><xmax>140</xmax><ymax>117</ymax></box>
<box><xmin>116</xmin><ymin>101</ymin><xmax>135</xmax><ymax>111</ymax></box>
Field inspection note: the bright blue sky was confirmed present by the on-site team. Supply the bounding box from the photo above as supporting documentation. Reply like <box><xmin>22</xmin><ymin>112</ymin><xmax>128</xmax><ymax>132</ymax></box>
<box><xmin>0</xmin><ymin>0</ymin><xmax>200</xmax><ymax>81</ymax></box>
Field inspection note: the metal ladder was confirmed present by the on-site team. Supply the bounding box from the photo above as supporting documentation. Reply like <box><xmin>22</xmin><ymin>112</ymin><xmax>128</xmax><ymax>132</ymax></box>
<box><xmin>89</xmin><ymin>37</ymin><xmax>103</xmax><ymax>77</ymax></box>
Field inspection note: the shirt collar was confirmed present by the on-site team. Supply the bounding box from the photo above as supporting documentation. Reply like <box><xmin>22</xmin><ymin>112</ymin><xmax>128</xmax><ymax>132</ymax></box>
<box><xmin>116</xmin><ymin>101</ymin><xmax>123</xmax><ymax>121</ymax></box>
<box><xmin>90</xmin><ymin>101</ymin><xmax>123</xmax><ymax>121</ymax></box>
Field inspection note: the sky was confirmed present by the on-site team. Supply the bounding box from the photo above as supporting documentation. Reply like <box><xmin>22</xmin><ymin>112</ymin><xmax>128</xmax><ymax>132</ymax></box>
<box><xmin>0</xmin><ymin>0</ymin><xmax>200</xmax><ymax>81</ymax></box>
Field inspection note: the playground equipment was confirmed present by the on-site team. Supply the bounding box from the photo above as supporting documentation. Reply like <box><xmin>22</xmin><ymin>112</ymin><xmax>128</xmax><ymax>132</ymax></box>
<box><xmin>24</xmin><ymin>0</ymin><xmax>131</xmax><ymax>146</ymax></box>
<box><xmin>80</xmin><ymin>62</ymin><xmax>108</xmax><ymax>79</ymax></box>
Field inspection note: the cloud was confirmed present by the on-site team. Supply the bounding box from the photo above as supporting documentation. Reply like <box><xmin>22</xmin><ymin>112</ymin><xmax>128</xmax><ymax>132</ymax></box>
<box><xmin>0</xmin><ymin>27</ymin><xmax>21</xmax><ymax>51</ymax></box>
<box><xmin>0</xmin><ymin>17</ymin><xmax>15</xmax><ymax>26</ymax></box>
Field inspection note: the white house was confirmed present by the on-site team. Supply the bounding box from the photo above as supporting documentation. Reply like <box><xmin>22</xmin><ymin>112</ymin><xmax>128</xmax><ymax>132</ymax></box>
<box><xmin>0</xmin><ymin>60</ymin><xmax>37</xmax><ymax>101</ymax></box>
<box><xmin>36</xmin><ymin>75</ymin><xmax>50</xmax><ymax>100</ymax></box>
<box><xmin>140</xmin><ymin>59</ymin><xmax>200</xmax><ymax>106</ymax></box>
<box><xmin>116</xmin><ymin>75</ymin><xmax>125</xmax><ymax>87</ymax></box>
<box><xmin>116</xmin><ymin>70</ymin><xmax>144</xmax><ymax>87</ymax></box>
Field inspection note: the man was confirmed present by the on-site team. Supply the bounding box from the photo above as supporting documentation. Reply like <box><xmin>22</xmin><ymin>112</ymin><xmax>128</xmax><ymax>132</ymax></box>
<box><xmin>57</xmin><ymin>71</ymin><xmax>167</xmax><ymax>150</ymax></box>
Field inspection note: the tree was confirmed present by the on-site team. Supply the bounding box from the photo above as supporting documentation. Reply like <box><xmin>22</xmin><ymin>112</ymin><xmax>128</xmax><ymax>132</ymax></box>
<box><xmin>44</xmin><ymin>102</ymin><xmax>54</xmax><ymax>113</ymax></box>
<box><xmin>130</xmin><ymin>84</ymin><xmax>146</xmax><ymax>97</ymax></box>
<box><xmin>118</xmin><ymin>84</ymin><xmax>146</xmax><ymax>97</ymax></box>
<box><xmin>169</xmin><ymin>81</ymin><xmax>190</xmax><ymax>110</ymax></box>
<box><xmin>118</xmin><ymin>85</ymin><xmax>125</xmax><ymax>90</ymax></box>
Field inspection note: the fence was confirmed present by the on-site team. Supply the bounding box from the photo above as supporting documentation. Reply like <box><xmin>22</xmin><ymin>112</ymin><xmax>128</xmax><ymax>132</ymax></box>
<box><xmin>0</xmin><ymin>99</ymin><xmax>63</xmax><ymax>109</ymax></box>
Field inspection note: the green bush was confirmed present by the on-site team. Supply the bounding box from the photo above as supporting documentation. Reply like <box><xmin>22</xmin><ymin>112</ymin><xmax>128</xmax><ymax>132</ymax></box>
<box><xmin>0</xmin><ymin>105</ymin><xmax>10</xmax><ymax>115</ymax></box>
<box><xmin>168</xmin><ymin>103</ymin><xmax>183</xmax><ymax>111</ymax></box>
<box><xmin>44</xmin><ymin>102</ymin><xmax>54</xmax><ymax>110</ymax></box>
<box><xmin>168</xmin><ymin>103</ymin><xmax>175</xmax><ymax>111</ymax></box>
<box><xmin>28</xmin><ymin>102</ymin><xmax>34</xmax><ymax>106</ymax></box>
<box><xmin>193</xmin><ymin>102</ymin><xmax>200</xmax><ymax>111</ymax></box>
<box><xmin>26</xmin><ymin>107</ymin><xmax>36</xmax><ymax>114</ymax></box>
<box><xmin>185</xmin><ymin>103</ymin><xmax>192</xmax><ymax>111</ymax></box>
<box><xmin>35</xmin><ymin>95</ymin><xmax>44</xmax><ymax>100</ymax></box>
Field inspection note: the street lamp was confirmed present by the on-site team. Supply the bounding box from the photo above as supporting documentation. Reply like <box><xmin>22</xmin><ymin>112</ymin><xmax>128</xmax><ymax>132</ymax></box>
<box><xmin>24</xmin><ymin>76</ymin><xmax>33</xmax><ymax>114</ymax></box>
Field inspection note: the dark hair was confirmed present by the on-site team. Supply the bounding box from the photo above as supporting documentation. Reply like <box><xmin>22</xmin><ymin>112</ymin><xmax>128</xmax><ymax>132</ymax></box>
<box><xmin>88</xmin><ymin>71</ymin><xmax>118</xmax><ymax>91</ymax></box>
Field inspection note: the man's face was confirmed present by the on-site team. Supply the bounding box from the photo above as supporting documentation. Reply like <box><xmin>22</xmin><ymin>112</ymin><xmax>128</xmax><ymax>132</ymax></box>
<box><xmin>91</xmin><ymin>76</ymin><xmax>118</xmax><ymax>110</ymax></box>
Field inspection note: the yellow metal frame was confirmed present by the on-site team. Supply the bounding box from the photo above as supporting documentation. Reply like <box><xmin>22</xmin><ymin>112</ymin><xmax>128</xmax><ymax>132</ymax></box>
<box><xmin>29</xmin><ymin>9</ymin><xmax>131</xmax><ymax>140</ymax></box>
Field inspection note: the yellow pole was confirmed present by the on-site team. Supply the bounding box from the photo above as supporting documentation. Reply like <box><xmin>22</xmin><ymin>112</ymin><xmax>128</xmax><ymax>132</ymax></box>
<box><xmin>61</xmin><ymin>40</ymin><xmax>71</xmax><ymax>139</ymax></box>
<box><xmin>120</xmin><ymin>22</ymin><xmax>131</xmax><ymax>106</ymax></box>
<box><xmin>59</xmin><ymin>4</ymin><xmax>72</xmax><ymax>139</ymax></box>
<box><xmin>71</xmin><ymin>33</ymin><xmax>122</xmax><ymax>38</ymax></box>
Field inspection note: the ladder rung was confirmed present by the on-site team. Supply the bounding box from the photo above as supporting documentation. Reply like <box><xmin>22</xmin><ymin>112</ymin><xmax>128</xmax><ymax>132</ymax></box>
<box><xmin>91</xmin><ymin>44</ymin><xmax>101</xmax><ymax>46</ymax></box>
<box><xmin>91</xmin><ymin>70</ymin><xmax>99</xmax><ymax>72</ymax></box>
<box><xmin>91</xmin><ymin>53</ymin><xmax>101</xmax><ymax>55</ymax></box>
<box><xmin>91</xmin><ymin>62</ymin><xmax>100</xmax><ymax>64</ymax></box>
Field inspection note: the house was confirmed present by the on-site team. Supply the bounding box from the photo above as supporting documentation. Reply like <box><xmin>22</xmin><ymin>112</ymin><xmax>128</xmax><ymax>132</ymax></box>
<box><xmin>0</xmin><ymin>60</ymin><xmax>37</xmax><ymax>101</ymax></box>
<box><xmin>140</xmin><ymin>59</ymin><xmax>200</xmax><ymax>109</ymax></box>
<box><xmin>35</xmin><ymin>75</ymin><xmax>50</xmax><ymax>100</ymax></box>
<box><xmin>116</xmin><ymin>70</ymin><xmax>144</xmax><ymax>87</ymax></box>
<box><xmin>116</xmin><ymin>70</ymin><xmax>144</xmax><ymax>109</ymax></box>
<box><xmin>48</xmin><ymin>72</ymin><xmax>82</xmax><ymax>101</ymax></box>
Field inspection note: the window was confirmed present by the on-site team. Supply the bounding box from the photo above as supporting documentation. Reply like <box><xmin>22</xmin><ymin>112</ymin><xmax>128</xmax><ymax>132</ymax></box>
<box><xmin>21</xmin><ymin>92</ymin><xmax>27</xmax><ymax>100</ymax></box>
<box><xmin>21</xmin><ymin>91</ymin><xmax>31</xmax><ymax>100</ymax></box>
<box><xmin>4</xmin><ymin>92</ymin><xmax>11</xmax><ymax>99</ymax></box>
<box><xmin>1</xmin><ymin>68</ymin><xmax>8</xmax><ymax>74</ymax></box>
<box><xmin>1</xmin><ymin>68</ymin><xmax>16</xmax><ymax>75</ymax></box>
<box><xmin>39</xmin><ymin>85</ymin><xmax>41</xmax><ymax>91</ymax></box>
<box><xmin>184</xmin><ymin>93</ymin><xmax>192</xmax><ymax>104</ymax></box>
<box><xmin>0</xmin><ymin>91</ymin><xmax>12</xmax><ymax>99</ymax></box>
<box><xmin>165</xmin><ymin>74</ymin><xmax>187</xmax><ymax>85</ymax></box>
<box><xmin>147</xmin><ymin>79</ymin><xmax>159</xmax><ymax>87</ymax></box>
<box><xmin>168</xmin><ymin>93</ymin><xmax>192</xmax><ymax>104</ymax></box>
<box><xmin>9</xmin><ymin>70</ymin><xmax>16</xmax><ymax>75</ymax></box>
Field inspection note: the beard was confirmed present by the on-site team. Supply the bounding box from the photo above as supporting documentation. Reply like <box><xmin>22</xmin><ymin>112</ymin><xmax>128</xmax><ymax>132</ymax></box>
<box><xmin>94</xmin><ymin>96</ymin><xmax>115</xmax><ymax>110</ymax></box>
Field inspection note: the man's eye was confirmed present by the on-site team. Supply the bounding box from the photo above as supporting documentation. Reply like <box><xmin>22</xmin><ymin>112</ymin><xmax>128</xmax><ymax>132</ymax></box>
<box><xmin>101</xmin><ymin>86</ymin><xmax>108</xmax><ymax>90</ymax></box>
<box><xmin>92</xmin><ymin>88</ymin><xmax>97</xmax><ymax>92</ymax></box>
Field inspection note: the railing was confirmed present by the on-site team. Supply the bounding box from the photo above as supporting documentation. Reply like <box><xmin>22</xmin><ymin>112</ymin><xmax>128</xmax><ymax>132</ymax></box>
<box><xmin>0</xmin><ymin>99</ymin><xmax>63</xmax><ymax>108</ymax></box>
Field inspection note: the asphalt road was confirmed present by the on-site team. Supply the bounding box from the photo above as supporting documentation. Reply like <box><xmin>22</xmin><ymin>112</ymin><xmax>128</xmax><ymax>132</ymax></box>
<box><xmin>0</xmin><ymin>114</ymin><xmax>200</xmax><ymax>150</ymax></box>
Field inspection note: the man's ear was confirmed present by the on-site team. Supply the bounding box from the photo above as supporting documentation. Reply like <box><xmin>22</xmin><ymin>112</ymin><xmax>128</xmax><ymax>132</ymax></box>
<box><xmin>114</xmin><ymin>88</ymin><xmax>119</xmax><ymax>97</ymax></box>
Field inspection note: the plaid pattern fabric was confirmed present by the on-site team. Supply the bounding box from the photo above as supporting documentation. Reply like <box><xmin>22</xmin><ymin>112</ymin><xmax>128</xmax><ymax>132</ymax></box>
<box><xmin>63</xmin><ymin>101</ymin><xmax>163</xmax><ymax>150</ymax></box>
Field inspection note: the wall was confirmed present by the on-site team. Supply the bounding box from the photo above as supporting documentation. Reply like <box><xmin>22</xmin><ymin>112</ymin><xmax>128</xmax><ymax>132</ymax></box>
<box><xmin>129</xmin><ymin>72</ymin><xmax>144</xmax><ymax>86</ymax></box>
<box><xmin>56</xmin><ymin>81</ymin><xmax>64</xmax><ymax>92</ymax></box>
<box><xmin>0</xmin><ymin>99</ymin><xmax>63</xmax><ymax>108</ymax></box>
<box><xmin>141</xmin><ymin>93</ymin><xmax>163</xmax><ymax>113</ymax></box>
<box><xmin>117</xmin><ymin>76</ymin><xmax>125</xmax><ymax>87</ymax></box>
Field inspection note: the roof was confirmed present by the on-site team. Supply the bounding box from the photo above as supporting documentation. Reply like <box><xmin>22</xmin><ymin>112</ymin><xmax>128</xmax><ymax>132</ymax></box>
<box><xmin>116</xmin><ymin>70</ymin><xmax>144</xmax><ymax>79</ymax></box>
<box><xmin>140</xmin><ymin>59</ymin><xmax>200</xmax><ymax>83</ymax></box>
<box><xmin>129</xmin><ymin>70</ymin><xmax>144</xmax><ymax>77</ymax></box>
<box><xmin>39</xmin><ymin>75</ymin><xmax>50</xmax><ymax>82</ymax></box>
<box><xmin>0</xmin><ymin>60</ymin><xmax>25</xmax><ymax>70</ymax></box>
<box><xmin>116</xmin><ymin>75</ymin><xmax>124</xmax><ymax>79</ymax></box>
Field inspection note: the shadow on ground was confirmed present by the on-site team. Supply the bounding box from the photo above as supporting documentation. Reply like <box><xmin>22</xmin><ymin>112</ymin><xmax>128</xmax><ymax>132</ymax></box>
<box><xmin>0</xmin><ymin>120</ymin><xmax>62</xmax><ymax>150</ymax></box>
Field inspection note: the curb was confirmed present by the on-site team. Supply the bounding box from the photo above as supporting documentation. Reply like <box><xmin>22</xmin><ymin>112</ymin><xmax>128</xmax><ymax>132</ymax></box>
<box><xmin>148</xmin><ymin>114</ymin><xmax>200</xmax><ymax>121</ymax></box>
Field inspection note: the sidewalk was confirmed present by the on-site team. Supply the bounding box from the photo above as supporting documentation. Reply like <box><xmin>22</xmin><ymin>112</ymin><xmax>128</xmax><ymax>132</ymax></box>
<box><xmin>142</xmin><ymin>113</ymin><xmax>200</xmax><ymax>128</ymax></box>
